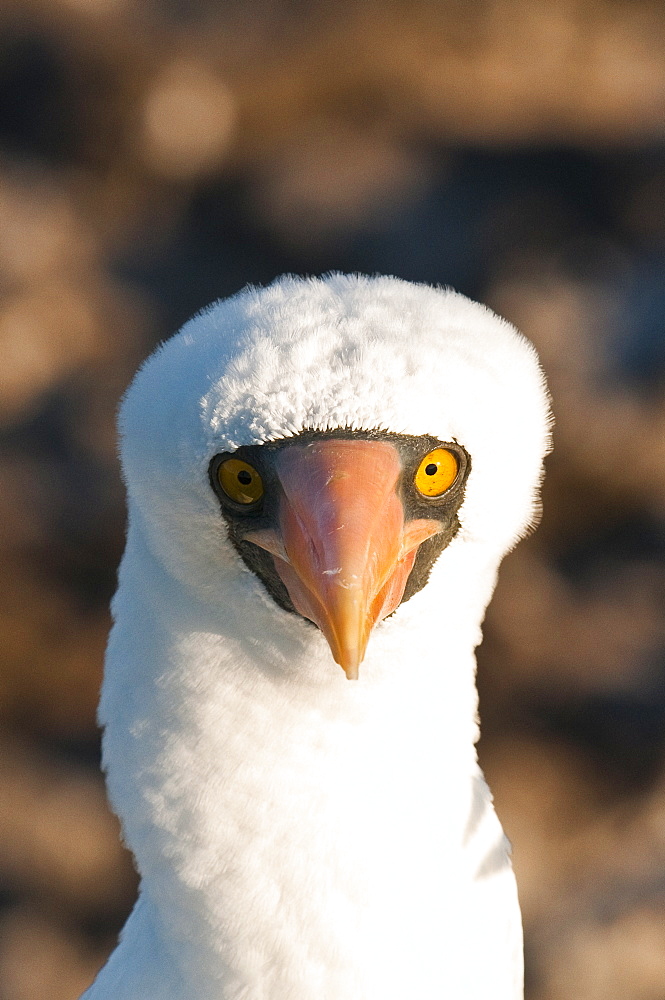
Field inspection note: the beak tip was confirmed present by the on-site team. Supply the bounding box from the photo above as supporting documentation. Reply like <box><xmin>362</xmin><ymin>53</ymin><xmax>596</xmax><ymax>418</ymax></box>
<box><xmin>338</xmin><ymin>650</ymin><xmax>362</xmax><ymax>680</ymax></box>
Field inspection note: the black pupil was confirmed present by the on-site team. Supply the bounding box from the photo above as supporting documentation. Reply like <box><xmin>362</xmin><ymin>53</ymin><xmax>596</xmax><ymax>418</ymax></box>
<box><xmin>425</xmin><ymin>463</ymin><xmax>438</xmax><ymax>476</ymax></box>
<box><xmin>237</xmin><ymin>470</ymin><xmax>252</xmax><ymax>485</ymax></box>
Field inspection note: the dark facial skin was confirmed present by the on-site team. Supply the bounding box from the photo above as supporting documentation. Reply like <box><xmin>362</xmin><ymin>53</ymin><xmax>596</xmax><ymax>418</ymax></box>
<box><xmin>209</xmin><ymin>428</ymin><xmax>471</xmax><ymax>622</ymax></box>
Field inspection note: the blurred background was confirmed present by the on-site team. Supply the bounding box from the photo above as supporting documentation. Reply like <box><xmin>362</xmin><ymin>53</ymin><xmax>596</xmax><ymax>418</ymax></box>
<box><xmin>0</xmin><ymin>0</ymin><xmax>664</xmax><ymax>997</ymax></box>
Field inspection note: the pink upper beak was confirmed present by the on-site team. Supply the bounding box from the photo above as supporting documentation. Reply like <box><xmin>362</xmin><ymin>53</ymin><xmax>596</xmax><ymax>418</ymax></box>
<box><xmin>246</xmin><ymin>439</ymin><xmax>440</xmax><ymax>678</ymax></box>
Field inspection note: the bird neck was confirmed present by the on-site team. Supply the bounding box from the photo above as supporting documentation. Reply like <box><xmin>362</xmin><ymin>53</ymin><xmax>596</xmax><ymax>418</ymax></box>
<box><xmin>96</xmin><ymin>529</ymin><xmax>519</xmax><ymax>1000</ymax></box>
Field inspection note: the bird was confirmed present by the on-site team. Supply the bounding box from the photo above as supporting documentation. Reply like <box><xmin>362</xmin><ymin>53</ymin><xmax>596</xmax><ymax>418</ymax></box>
<box><xmin>81</xmin><ymin>273</ymin><xmax>551</xmax><ymax>1000</ymax></box>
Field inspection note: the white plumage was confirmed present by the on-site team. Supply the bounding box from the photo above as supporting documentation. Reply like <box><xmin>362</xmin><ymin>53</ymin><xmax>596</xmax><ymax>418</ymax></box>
<box><xmin>82</xmin><ymin>274</ymin><xmax>551</xmax><ymax>1000</ymax></box>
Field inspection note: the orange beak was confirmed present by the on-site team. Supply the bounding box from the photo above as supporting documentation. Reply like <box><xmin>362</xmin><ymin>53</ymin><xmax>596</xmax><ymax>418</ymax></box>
<box><xmin>246</xmin><ymin>439</ymin><xmax>440</xmax><ymax>678</ymax></box>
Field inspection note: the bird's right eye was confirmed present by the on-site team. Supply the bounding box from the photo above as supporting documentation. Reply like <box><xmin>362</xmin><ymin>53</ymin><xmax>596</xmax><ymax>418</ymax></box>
<box><xmin>217</xmin><ymin>458</ymin><xmax>264</xmax><ymax>505</ymax></box>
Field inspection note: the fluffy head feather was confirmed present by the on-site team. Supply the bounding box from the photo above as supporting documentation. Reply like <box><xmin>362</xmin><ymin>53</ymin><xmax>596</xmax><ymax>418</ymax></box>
<box><xmin>120</xmin><ymin>273</ymin><xmax>551</xmax><ymax>602</ymax></box>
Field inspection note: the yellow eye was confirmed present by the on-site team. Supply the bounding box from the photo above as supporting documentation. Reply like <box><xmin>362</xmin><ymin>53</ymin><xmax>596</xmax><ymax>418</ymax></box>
<box><xmin>218</xmin><ymin>458</ymin><xmax>264</xmax><ymax>505</ymax></box>
<box><xmin>414</xmin><ymin>448</ymin><xmax>459</xmax><ymax>497</ymax></box>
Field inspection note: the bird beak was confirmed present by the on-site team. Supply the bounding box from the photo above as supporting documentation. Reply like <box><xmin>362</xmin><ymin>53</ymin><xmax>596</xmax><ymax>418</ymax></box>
<box><xmin>245</xmin><ymin>439</ymin><xmax>440</xmax><ymax>678</ymax></box>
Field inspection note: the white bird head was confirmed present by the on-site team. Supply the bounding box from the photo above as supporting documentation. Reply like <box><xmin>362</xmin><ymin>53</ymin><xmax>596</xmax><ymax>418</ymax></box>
<box><xmin>119</xmin><ymin>273</ymin><xmax>550</xmax><ymax>680</ymax></box>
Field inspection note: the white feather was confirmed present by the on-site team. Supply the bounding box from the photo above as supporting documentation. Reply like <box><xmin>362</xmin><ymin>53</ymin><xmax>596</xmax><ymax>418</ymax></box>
<box><xmin>82</xmin><ymin>274</ymin><xmax>551</xmax><ymax>1000</ymax></box>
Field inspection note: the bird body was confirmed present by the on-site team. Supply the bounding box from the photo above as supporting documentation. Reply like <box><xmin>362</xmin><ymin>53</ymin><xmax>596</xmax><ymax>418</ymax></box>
<box><xmin>82</xmin><ymin>275</ymin><xmax>550</xmax><ymax>1000</ymax></box>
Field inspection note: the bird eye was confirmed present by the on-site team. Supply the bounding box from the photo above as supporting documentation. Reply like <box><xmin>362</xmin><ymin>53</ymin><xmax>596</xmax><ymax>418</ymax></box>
<box><xmin>218</xmin><ymin>458</ymin><xmax>264</xmax><ymax>505</ymax></box>
<box><xmin>414</xmin><ymin>448</ymin><xmax>459</xmax><ymax>497</ymax></box>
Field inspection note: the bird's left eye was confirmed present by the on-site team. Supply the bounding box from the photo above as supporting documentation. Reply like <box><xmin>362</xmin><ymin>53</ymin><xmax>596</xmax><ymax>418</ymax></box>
<box><xmin>218</xmin><ymin>458</ymin><xmax>264</xmax><ymax>505</ymax></box>
<box><xmin>414</xmin><ymin>448</ymin><xmax>459</xmax><ymax>497</ymax></box>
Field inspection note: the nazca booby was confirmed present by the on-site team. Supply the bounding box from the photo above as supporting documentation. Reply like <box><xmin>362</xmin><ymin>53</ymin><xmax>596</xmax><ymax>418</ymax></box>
<box><xmin>82</xmin><ymin>274</ymin><xmax>551</xmax><ymax>1000</ymax></box>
